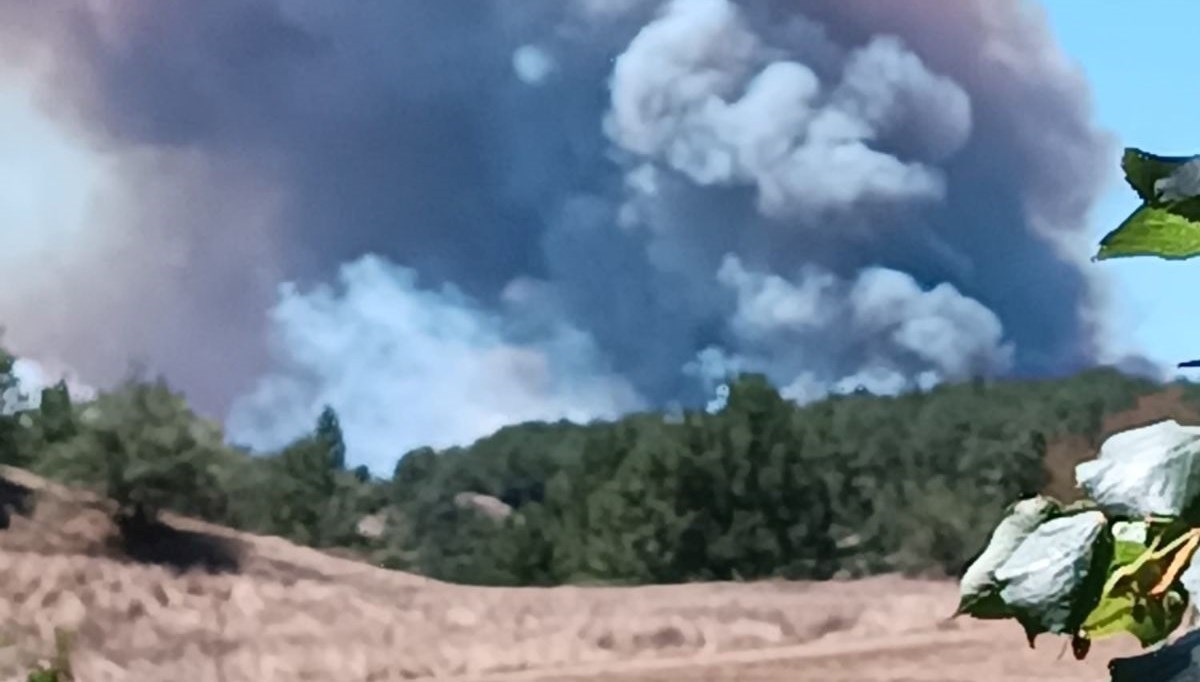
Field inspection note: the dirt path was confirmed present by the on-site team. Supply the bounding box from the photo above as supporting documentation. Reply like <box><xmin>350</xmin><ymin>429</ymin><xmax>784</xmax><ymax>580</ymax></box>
<box><xmin>456</xmin><ymin>623</ymin><xmax>1130</xmax><ymax>682</ymax></box>
<box><xmin>453</xmin><ymin>629</ymin><xmax>996</xmax><ymax>681</ymax></box>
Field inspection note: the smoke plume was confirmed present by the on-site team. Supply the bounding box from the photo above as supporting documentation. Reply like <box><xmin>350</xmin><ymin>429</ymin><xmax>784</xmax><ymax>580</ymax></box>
<box><xmin>0</xmin><ymin>0</ymin><xmax>1116</xmax><ymax>473</ymax></box>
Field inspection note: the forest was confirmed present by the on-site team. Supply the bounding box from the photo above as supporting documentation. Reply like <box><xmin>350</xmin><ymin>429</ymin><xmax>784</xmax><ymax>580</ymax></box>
<box><xmin>1</xmin><ymin>345</ymin><xmax>1191</xmax><ymax>588</ymax></box>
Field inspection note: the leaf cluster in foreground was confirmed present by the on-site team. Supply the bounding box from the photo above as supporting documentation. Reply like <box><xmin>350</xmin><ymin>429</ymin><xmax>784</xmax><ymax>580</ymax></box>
<box><xmin>958</xmin><ymin>420</ymin><xmax>1200</xmax><ymax>676</ymax></box>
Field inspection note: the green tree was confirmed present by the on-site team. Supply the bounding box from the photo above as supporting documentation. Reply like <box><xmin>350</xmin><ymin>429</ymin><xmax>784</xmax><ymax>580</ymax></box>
<box><xmin>33</xmin><ymin>378</ymin><xmax>232</xmax><ymax>525</ymax></box>
<box><xmin>374</xmin><ymin>365</ymin><xmax>1177</xmax><ymax>588</ymax></box>
<box><xmin>353</xmin><ymin>464</ymin><xmax>370</xmax><ymax>483</ymax></box>
<box><xmin>392</xmin><ymin>446</ymin><xmax>438</xmax><ymax>505</ymax></box>
<box><xmin>315</xmin><ymin>405</ymin><xmax>346</xmax><ymax>470</ymax></box>
<box><xmin>37</xmin><ymin>382</ymin><xmax>77</xmax><ymax>445</ymax></box>
<box><xmin>0</xmin><ymin>347</ymin><xmax>24</xmax><ymax>466</ymax></box>
<box><xmin>0</xmin><ymin>347</ymin><xmax>17</xmax><ymax>407</ymax></box>
<box><xmin>254</xmin><ymin>436</ymin><xmax>337</xmax><ymax>545</ymax></box>
<box><xmin>248</xmin><ymin>408</ymin><xmax>366</xmax><ymax>547</ymax></box>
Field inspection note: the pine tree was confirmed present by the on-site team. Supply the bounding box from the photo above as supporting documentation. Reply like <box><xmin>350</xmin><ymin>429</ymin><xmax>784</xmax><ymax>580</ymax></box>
<box><xmin>315</xmin><ymin>405</ymin><xmax>346</xmax><ymax>470</ymax></box>
<box><xmin>38</xmin><ymin>381</ymin><xmax>77</xmax><ymax>444</ymax></box>
<box><xmin>0</xmin><ymin>347</ymin><xmax>20</xmax><ymax>465</ymax></box>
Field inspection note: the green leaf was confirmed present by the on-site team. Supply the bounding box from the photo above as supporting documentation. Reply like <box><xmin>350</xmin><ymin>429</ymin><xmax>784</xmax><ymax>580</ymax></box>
<box><xmin>992</xmin><ymin>510</ymin><xmax>1111</xmax><ymax>643</ymax></box>
<box><xmin>1112</xmin><ymin>521</ymin><xmax>1149</xmax><ymax>549</ymax></box>
<box><xmin>956</xmin><ymin>495</ymin><xmax>1060</xmax><ymax>618</ymax></box>
<box><xmin>1095</xmin><ymin>203</ymin><xmax>1200</xmax><ymax>261</ymax></box>
<box><xmin>1081</xmin><ymin>529</ymin><xmax>1191</xmax><ymax>648</ymax></box>
<box><xmin>1083</xmin><ymin>590</ymin><xmax>1186</xmax><ymax>647</ymax></box>
<box><xmin>1121</xmin><ymin>148</ymin><xmax>1194</xmax><ymax>203</ymax></box>
<box><xmin>1076</xmin><ymin>420</ymin><xmax>1200</xmax><ymax>518</ymax></box>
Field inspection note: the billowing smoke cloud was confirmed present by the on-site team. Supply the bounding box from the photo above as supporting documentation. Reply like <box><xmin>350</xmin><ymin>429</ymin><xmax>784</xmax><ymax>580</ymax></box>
<box><xmin>226</xmin><ymin>256</ymin><xmax>642</xmax><ymax>466</ymax></box>
<box><xmin>0</xmin><ymin>0</ymin><xmax>1116</xmax><ymax>473</ymax></box>
<box><xmin>702</xmin><ymin>254</ymin><xmax>1013</xmax><ymax>403</ymax></box>
<box><xmin>606</xmin><ymin>2</ymin><xmax>971</xmax><ymax>217</ymax></box>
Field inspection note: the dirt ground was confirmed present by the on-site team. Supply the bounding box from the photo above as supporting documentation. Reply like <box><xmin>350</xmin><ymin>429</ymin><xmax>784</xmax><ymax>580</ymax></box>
<box><xmin>0</xmin><ymin>467</ymin><xmax>1147</xmax><ymax>681</ymax></box>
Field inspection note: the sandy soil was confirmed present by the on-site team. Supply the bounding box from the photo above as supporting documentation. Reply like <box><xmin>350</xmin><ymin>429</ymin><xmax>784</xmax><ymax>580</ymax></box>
<box><xmin>0</xmin><ymin>466</ymin><xmax>1147</xmax><ymax>681</ymax></box>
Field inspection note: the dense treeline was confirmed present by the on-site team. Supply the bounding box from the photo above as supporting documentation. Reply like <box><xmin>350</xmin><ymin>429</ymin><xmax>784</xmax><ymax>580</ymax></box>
<box><xmin>385</xmin><ymin>371</ymin><xmax>1180</xmax><ymax>585</ymax></box>
<box><xmin>0</xmin><ymin>345</ymin><xmax>1194</xmax><ymax>587</ymax></box>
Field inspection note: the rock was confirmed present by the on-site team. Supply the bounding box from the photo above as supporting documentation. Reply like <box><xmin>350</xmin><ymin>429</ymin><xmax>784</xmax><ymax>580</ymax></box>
<box><xmin>452</xmin><ymin>493</ymin><xmax>512</xmax><ymax>521</ymax></box>
<box><xmin>355</xmin><ymin>513</ymin><xmax>386</xmax><ymax>539</ymax></box>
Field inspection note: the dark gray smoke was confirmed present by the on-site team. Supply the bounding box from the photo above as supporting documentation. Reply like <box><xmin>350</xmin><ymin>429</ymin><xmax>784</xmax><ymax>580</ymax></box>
<box><xmin>0</xmin><ymin>0</ymin><xmax>1118</xmax><ymax>473</ymax></box>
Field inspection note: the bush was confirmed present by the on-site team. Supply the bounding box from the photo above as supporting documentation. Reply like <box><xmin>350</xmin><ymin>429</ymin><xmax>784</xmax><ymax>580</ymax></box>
<box><xmin>32</xmin><ymin>378</ymin><xmax>233</xmax><ymax>524</ymax></box>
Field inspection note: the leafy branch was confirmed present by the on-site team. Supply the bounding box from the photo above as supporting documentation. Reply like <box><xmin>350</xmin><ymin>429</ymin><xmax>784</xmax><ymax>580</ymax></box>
<box><xmin>959</xmin><ymin>147</ymin><xmax>1200</xmax><ymax>679</ymax></box>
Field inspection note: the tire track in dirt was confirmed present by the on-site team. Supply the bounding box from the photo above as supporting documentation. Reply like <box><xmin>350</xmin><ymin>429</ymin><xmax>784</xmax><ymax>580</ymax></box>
<box><xmin>451</xmin><ymin>628</ymin><xmax>1013</xmax><ymax>681</ymax></box>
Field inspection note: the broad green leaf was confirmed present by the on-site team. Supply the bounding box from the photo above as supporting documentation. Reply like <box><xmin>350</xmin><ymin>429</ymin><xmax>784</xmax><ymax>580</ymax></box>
<box><xmin>1081</xmin><ymin>529</ymin><xmax>1192</xmax><ymax>648</ymax></box>
<box><xmin>1121</xmin><ymin>148</ymin><xmax>1197</xmax><ymax>202</ymax></box>
<box><xmin>956</xmin><ymin>496</ymin><xmax>1059</xmax><ymax>618</ymax></box>
<box><xmin>993</xmin><ymin>511</ymin><xmax>1110</xmax><ymax>643</ymax></box>
<box><xmin>1083</xmin><ymin>590</ymin><xmax>1187</xmax><ymax>647</ymax></box>
<box><xmin>1095</xmin><ymin>204</ymin><xmax>1200</xmax><ymax>261</ymax></box>
<box><xmin>1112</xmin><ymin>539</ymin><xmax>1152</xmax><ymax>579</ymax></box>
<box><xmin>1076</xmin><ymin>420</ymin><xmax>1200</xmax><ymax>518</ymax></box>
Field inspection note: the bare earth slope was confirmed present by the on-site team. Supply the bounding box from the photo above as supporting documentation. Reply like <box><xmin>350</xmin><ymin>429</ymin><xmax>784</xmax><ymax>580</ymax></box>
<box><xmin>0</xmin><ymin>466</ymin><xmax>1142</xmax><ymax>681</ymax></box>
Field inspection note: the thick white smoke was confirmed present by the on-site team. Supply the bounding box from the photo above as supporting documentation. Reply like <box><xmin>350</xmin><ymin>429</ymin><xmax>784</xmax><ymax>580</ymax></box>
<box><xmin>227</xmin><ymin>257</ymin><xmax>642</xmax><ymax>472</ymax></box>
<box><xmin>606</xmin><ymin>0</ymin><xmax>971</xmax><ymax>217</ymax></box>
<box><xmin>701</xmin><ymin>255</ymin><xmax>1012</xmax><ymax>402</ymax></box>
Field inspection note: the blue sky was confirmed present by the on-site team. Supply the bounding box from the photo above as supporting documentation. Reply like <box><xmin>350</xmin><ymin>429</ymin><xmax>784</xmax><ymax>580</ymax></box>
<box><xmin>1043</xmin><ymin>1</ymin><xmax>1200</xmax><ymax>371</ymax></box>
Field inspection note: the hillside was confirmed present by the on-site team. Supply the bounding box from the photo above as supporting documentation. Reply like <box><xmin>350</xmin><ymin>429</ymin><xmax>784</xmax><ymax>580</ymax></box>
<box><xmin>377</xmin><ymin>370</ymin><xmax>1200</xmax><ymax>587</ymax></box>
<box><xmin>0</xmin><ymin>465</ymin><xmax>1141</xmax><ymax>681</ymax></box>
<box><xmin>4</xmin><ymin>365</ymin><xmax>1200</xmax><ymax>678</ymax></box>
